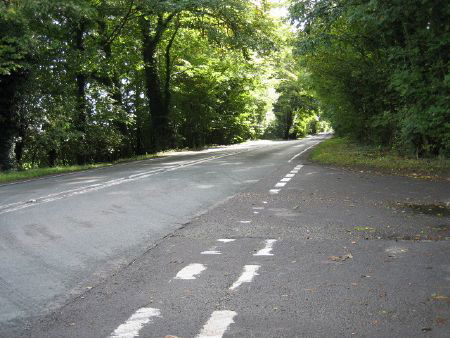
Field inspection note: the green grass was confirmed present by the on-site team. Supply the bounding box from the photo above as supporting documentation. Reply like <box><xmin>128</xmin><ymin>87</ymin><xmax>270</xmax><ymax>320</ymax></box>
<box><xmin>310</xmin><ymin>137</ymin><xmax>450</xmax><ymax>180</ymax></box>
<box><xmin>0</xmin><ymin>153</ymin><xmax>160</xmax><ymax>184</ymax></box>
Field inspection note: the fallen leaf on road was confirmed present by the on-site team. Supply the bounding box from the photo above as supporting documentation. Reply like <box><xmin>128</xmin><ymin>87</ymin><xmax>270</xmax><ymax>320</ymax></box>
<box><xmin>353</xmin><ymin>226</ymin><xmax>375</xmax><ymax>231</ymax></box>
<box><xmin>431</xmin><ymin>293</ymin><xmax>449</xmax><ymax>302</ymax></box>
<box><xmin>329</xmin><ymin>253</ymin><xmax>353</xmax><ymax>262</ymax></box>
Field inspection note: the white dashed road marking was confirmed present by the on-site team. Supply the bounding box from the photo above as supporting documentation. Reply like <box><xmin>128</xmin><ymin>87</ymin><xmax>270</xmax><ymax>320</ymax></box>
<box><xmin>275</xmin><ymin>182</ymin><xmax>286</xmax><ymax>188</ymax></box>
<box><xmin>196</xmin><ymin>310</ymin><xmax>237</xmax><ymax>338</ymax></box>
<box><xmin>175</xmin><ymin>264</ymin><xmax>206</xmax><ymax>280</ymax></box>
<box><xmin>229</xmin><ymin>265</ymin><xmax>261</xmax><ymax>290</ymax></box>
<box><xmin>254</xmin><ymin>239</ymin><xmax>277</xmax><ymax>256</ymax></box>
<box><xmin>201</xmin><ymin>250</ymin><xmax>221</xmax><ymax>255</ymax></box>
<box><xmin>217</xmin><ymin>239</ymin><xmax>235</xmax><ymax>243</ymax></box>
<box><xmin>110</xmin><ymin>307</ymin><xmax>160</xmax><ymax>338</ymax></box>
<box><xmin>269</xmin><ymin>189</ymin><xmax>280</xmax><ymax>194</ymax></box>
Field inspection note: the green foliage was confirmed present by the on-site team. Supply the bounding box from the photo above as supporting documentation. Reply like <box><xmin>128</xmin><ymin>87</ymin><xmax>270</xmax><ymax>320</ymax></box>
<box><xmin>0</xmin><ymin>0</ymin><xmax>280</xmax><ymax>171</ymax></box>
<box><xmin>310</xmin><ymin>137</ymin><xmax>450</xmax><ymax>180</ymax></box>
<box><xmin>289</xmin><ymin>0</ymin><xmax>450</xmax><ymax>157</ymax></box>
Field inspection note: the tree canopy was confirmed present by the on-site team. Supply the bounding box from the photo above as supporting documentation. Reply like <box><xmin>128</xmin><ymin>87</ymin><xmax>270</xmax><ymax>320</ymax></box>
<box><xmin>0</xmin><ymin>0</ymin><xmax>447</xmax><ymax>171</ymax></box>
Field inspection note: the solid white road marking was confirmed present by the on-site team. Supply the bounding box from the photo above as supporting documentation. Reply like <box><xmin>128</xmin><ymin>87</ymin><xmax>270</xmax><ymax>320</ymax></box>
<box><xmin>196</xmin><ymin>310</ymin><xmax>237</xmax><ymax>338</ymax></box>
<box><xmin>0</xmin><ymin>148</ymin><xmax>260</xmax><ymax>215</ymax></box>
<box><xmin>275</xmin><ymin>182</ymin><xmax>286</xmax><ymax>188</ymax></box>
<box><xmin>175</xmin><ymin>263</ymin><xmax>206</xmax><ymax>280</ymax></box>
<box><xmin>229</xmin><ymin>265</ymin><xmax>261</xmax><ymax>290</ymax></box>
<box><xmin>254</xmin><ymin>239</ymin><xmax>277</xmax><ymax>256</ymax></box>
<box><xmin>201</xmin><ymin>250</ymin><xmax>221</xmax><ymax>255</ymax></box>
<box><xmin>269</xmin><ymin>189</ymin><xmax>280</xmax><ymax>194</ymax></box>
<box><xmin>289</xmin><ymin>144</ymin><xmax>316</xmax><ymax>162</ymax></box>
<box><xmin>110</xmin><ymin>307</ymin><xmax>160</xmax><ymax>338</ymax></box>
<box><xmin>281</xmin><ymin>177</ymin><xmax>291</xmax><ymax>182</ymax></box>
<box><xmin>217</xmin><ymin>239</ymin><xmax>235</xmax><ymax>243</ymax></box>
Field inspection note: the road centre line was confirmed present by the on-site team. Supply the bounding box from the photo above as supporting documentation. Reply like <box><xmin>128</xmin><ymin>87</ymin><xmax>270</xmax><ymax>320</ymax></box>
<box><xmin>229</xmin><ymin>265</ymin><xmax>261</xmax><ymax>290</ymax></box>
<box><xmin>254</xmin><ymin>239</ymin><xmax>277</xmax><ymax>256</ymax></box>
<box><xmin>196</xmin><ymin>310</ymin><xmax>237</xmax><ymax>338</ymax></box>
<box><xmin>110</xmin><ymin>307</ymin><xmax>161</xmax><ymax>338</ymax></box>
<box><xmin>174</xmin><ymin>263</ymin><xmax>206</xmax><ymax>280</ymax></box>
<box><xmin>201</xmin><ymin>250</ymin><xmax>221</xmax><ymax>255</ymax></box>
<box><xmin>0</xmin><ymin>149</ymin><xmax>257</xmax><ymax>215</ymax></box>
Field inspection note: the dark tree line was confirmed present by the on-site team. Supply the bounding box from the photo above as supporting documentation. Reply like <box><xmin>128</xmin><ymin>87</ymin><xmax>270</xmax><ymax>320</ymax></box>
<box><xmin>0</xmin><ymin>0</ymin><xmax>276</xmax><ymax>171</ymax></box>
<box><xmin>289</xmin><ymin>0</ymin><xmax>449</xmax><ymax>157</ymax></box>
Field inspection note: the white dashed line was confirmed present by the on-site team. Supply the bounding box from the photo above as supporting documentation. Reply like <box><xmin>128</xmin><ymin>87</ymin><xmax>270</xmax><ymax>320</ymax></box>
<box><xmin>285</xmin><ymin>174</ymin><xmax>295</xmax><ymax>178</ymax></box>
<box><xmin>196</xmin><ymin>310</ymin><xmax>237</xmax><ymax>338</ymax></box>
<box><xmin>269</xmin><ymin>189</ymin><xmax>280</xmax><ymax>194</ymax></box>
<box><xmin>201</xmin><ymin>250</ymin><xmax>221</xmax><ymax>255</ymax></box>
<box><xmin>229</xmin><ymin>265</ymin><xmax>261</xmax><ymax>290</ymax></box>
<box><xmin>254</xmin><ymin>239</ymin><xmax>277</xmax><ymax>256</ymax></box>
<box><xmin>239</xmin><ymin>220</ymin><xmax>251</xmax><ymax>224</ymax></box>
<box><xmin>175</xmin><ymin>263</ymin><xmax>206</xmax><ymax>280</ymax></box>
<box><xmin>275</xmin><ymin>182</ymin><xmax>286</xmax><ymax>188</ymax></box>
<box><xmin>110</xmin><ymin>307</ymin><xmax>161</xmax><ymax>338</ymax></box>
<box><xmin>217</xmin><ymin>239</ymin><xmax>235</xmax><ymax>243</ymax></box>
<box><xmin>280</xmin><ymin>177</ymin><xmax>291</xmax><ymax>182</ymax></box>
<box><xmin>253</xmin><ymin>207</ymin><xmax>264</xmax><ymax>210</ymax></box>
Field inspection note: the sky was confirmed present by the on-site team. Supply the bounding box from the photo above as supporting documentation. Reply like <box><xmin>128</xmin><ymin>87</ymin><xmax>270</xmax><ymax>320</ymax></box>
<box><xmin>269</xmin><ymin>0</ymin><xmax>289</xmax><ymax>18</ymax></box>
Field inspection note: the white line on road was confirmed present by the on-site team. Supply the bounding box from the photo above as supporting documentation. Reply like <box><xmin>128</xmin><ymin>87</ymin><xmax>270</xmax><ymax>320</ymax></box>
<box><xmin>217</xmin><ymin>239</ymin><xmax>235</xmax><ymax>243</ymax></box>
<box><xmin>174</xmin><ymin>263</ymin><xmax>206</xmax><ymax>280</ymax></box>
<box><xmin>289</xmin><ymin>144</ymin><xmax>316</xmax><ymax>163</ymax></box>
<box><xmin>269</xmin><ymin>189</ymin><xmax>280</xmax><ymax>194</ymax></box>
<box><xmin>201</xmin><ymin>250</ymin><xmax>221</xmax><ymax>255</ymax></box>
<box><xmin>252</xmin><ymin>207</ymin><xmax>264</xmax><ymax>210</ymax></box>
<box><xmin>254</xmin><ymin>239</ymin><xmax>277</xmax><ymax>256</ymax></box>
<box><xmin>285</xmin><ymin>173</ymin><xmax>295</xmax><ymax>178</ymax></box>
<box><xmin>196</xmin><ymin>310</ymin><xmax>237</xmax><ymax>338</ymax></box>
<box><xmin>0</xmin><ymin>149</ymin><xmax>258</xmax><ymax>215</ymax></box>
<box><xmin>110</xmin><ymin>307</ymin><xmax>160</xmax><ymax>338</ymax></box>
<box><xmin>275</xmin><ymin>182</ymin><xmax>286</xmax><ymax>188</ymax></box>
<box><xmin>239</xmin><ymin>220</ymin><xmax>251</xmax><ymax>224</ymax></box>
<box><xmin>280</xmin><ymin>177</ymin><xmax>291</xmax><ymax>182</ymax></box>
<box><xmin>229</xmin><ymin>265</ymin><xmax>260</xmax><ymax>290</ymax></box>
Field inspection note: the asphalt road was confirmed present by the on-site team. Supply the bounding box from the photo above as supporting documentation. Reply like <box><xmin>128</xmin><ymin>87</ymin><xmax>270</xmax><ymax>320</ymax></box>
<box><xmin>1</xmin><ymin>135</ymin><xmax>449</xmax><ymax>337</ymax></box>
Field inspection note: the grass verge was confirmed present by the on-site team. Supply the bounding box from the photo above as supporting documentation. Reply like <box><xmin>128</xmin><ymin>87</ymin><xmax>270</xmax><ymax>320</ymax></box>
<box><xmin>309</xmin><ymin>137</ymin><xmax>450</xmax><ymax>180</ymax></box>
<box><xmin>0</xmin><ymin>153</ymin><xmax>160</xmax><ymax>185</ymax></box>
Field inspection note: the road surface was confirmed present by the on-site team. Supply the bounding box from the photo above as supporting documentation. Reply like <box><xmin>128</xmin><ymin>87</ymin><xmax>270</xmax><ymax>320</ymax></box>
<box><xmin>0</xmin><ymin>135</ymin><xmax>449</xmax><ymax>337</ymax></box>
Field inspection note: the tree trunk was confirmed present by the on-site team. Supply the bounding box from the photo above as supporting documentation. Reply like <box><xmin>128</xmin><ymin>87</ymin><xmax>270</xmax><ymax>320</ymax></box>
<box><xmin>74</xmin><ymin>22</ymin><xmax>88</xmax><ymax>164</ymax></box>
<box><xmin>140</xmin><ymin>17</ymin><xmax>171</xmax><ymax>152</ymax></box>
<box><xmin>0</xmin><ymin>72</ymin><xmax>26</xmax><ymax>171</ymax></box>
